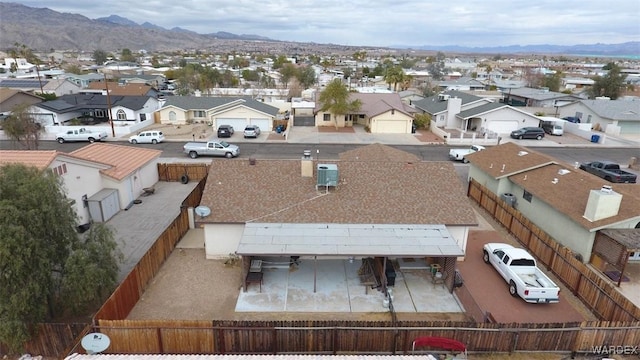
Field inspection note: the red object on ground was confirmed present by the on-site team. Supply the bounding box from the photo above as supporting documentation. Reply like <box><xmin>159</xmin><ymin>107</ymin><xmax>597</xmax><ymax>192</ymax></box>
<box><xmin>412</xmin><ymin>336</ymin><xmax>467</xmax><ymax>353</ymax></box>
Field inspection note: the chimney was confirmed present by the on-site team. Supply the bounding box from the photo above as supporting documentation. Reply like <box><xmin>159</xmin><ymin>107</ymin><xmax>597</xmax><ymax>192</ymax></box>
<box><xmin>301</xmin><ymin>150</ymin><xmax>313</xmax><ymax>177</ymax></box>
<box><xmin>583</xmin><ymin>185</ymin><xmax>623</xmax><ymax>222</ymax></box>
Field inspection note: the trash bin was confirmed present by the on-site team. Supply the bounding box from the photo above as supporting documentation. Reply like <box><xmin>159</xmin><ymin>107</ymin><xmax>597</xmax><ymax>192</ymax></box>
<box><xmin>591</xmin><ymin>134</ymin><xmax>600</xmax><ymax>143</ymax></box>
<box><xmin>385</xmin><ymin>259</ymin><xmax>396</xmax><ymax>287</ymax></box>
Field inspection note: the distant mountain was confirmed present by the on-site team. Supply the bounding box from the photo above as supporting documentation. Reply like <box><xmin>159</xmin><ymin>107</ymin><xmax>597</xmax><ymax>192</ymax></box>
<box><xmin>0</xmin><ymin>2</ymin><xmax>274</xmax><ymax>51</ymax></box>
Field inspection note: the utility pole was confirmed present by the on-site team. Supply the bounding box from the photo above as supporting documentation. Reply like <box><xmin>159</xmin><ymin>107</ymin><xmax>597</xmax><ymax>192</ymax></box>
<box><xmin>103</xmin><ymin>73</ymin><xmax>115</xmax><ymax>137</ymax></box>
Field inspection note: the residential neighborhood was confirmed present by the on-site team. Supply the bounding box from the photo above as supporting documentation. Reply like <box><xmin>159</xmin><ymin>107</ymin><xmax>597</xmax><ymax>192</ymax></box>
<box><xmin>1</xmin><ymin>40</ymin><xmax>639</xmax><ymax>359</ymax></box>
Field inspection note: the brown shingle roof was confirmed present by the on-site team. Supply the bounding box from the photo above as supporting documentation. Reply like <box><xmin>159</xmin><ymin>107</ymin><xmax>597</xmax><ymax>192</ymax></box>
<box><xmin>466</xmin><ymin>142</ymin><xmax>555</xmax><ymax>178</ymax></box>
<box><xmin>509</xmin><ymin>163</ymin><xmax>640</xmax><ymax>230</ymax></box>
<box><xmin>339</xmin><ymin>143</ymin><xmax>421</xmax><ymax>162</ymax></box>
<box><xmin>87</xmin><ymin>82</ymin><xmax>153</xmax><ymax>96</ymax></box>
<box><xmin>199</xmin><ymin>145</ymin><xmax>477</xmax><ymax>226</ymax></box>
<box><xmin>70</xmin><ymin>143</ymin><xmax>161</xmax><ymax>181</ymax></box>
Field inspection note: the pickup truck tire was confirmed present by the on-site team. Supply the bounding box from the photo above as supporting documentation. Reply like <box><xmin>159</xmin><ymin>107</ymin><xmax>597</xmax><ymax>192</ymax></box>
<box><xmin>57</xmin><ymin>137</ymin><xmax>65</xmax><ymax>144</ymax></box>
<box><xmin>189</xmin><ymin>151</ymin><xmax>199</xmax><ymax>159</ymax></box>
<box><xmin>88</xmin><ymin>137</ymin><xmax>96</xmax><ymax>143</ymax></box>
<box><xmin>225</xmin><ymin>152</ymin><xmax>233</xmax><ymax>158</ymax></box>
<box><xmin>131</xmin><ymin>139</ymin><xmax>138</xmax><ymax>144</ymax></box>
<box><xmin>509</xmin><ymin>280</ymin><xmax>518</xmax><ymax>297</ymax></box>
<box><xmin>462</xmin><ymin>158</ymin><xmax>469</xmax><ymax>164</ymax></box>
<box><xmin>483</xmin><ymin>250</ymin><xmax>490</xmax><ymax>264</ymax></box>
<box><xmin>604</xmin><ymin>176</ymin><xmax>612</xmax><ymax>182</ymax></box>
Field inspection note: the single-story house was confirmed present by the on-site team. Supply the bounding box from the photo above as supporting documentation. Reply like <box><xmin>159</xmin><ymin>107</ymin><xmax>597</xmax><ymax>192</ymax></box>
<box><xmin>0</xmin><ymin>78</ymin><xmax>81</xmax><ymax>97</ymax></box>
<box><xmin>503</xmin><ymin>87</ymin><xmax>582</xmax><ymax>108</ymax></box>
<box><xmin>314</xmin><ymin>93</ymin><xmax>416</xmax><ymax>133</ymax></box>
<box><xmin>412</xmin><ymin>90</ymin><xmax>494</xmax><ymax>129</ymax></box>
<box><xmin>0</xmin><ymin>88</ymin><xmax>43</xmax><ymax>116</ymax></box>
<box><xmin>84</xmin><ymin>81</ymin><xmax>160</xmax><ymax>98</ymax></box>
<box><xmin>194</xmin><ymin>144</ymin><xmax>479</xmax><ymax>292</ymax></box>
<box><xmin>558</xmin><ymin>99</ymin><xmax>640</xmax><ymax>136</ymax></box>
<box><xmin>63</xmin><ymin>73</ymin><xmax>105</xmax><ymax>89</ymax></box>
<box><xmin>465</xmin><ymin>142</ymin><xmax>640</xmax><ymax>262</ymax></box>
<box><xmin>30</xmin><ymin>94</ymin><xmax>160</xmax><ymax>126</ymax></box>
<box><xmin>0</xmin><ymin>144</ymin><xmax>160</xmax><ymax>225</ymax></box>
<box><xmin>157</xmin><ymin>96</ymin><xmax>280</xmax><ymax>132</ymax></box>
<box><xmin>436</xmin><ymin>77</ymin><xmax>486</xmax><ymax>92</ymax></box>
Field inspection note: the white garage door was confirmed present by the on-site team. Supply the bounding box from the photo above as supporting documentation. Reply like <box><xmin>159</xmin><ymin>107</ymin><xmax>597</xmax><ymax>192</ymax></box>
<box><xmin>487</xmin><ymin>120</ymin><xmax>519</xmax><ymax>134</ymax></box>
<box><xmin>216</xmin><ymin>118</ymin><xmax>247</xmax><ymax>132</ymax></box>
<box><xmin>250</xmin><ymin>118</ymin><xmax>272</xmax><ymax>132</ymax></box>
<box><xmin>373</xmin><ymin>119</ymin><xmax>408</xmax><ymax>134</ymax></box>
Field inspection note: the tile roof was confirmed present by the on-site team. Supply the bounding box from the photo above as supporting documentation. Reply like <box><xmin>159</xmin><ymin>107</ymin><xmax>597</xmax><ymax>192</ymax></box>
<box><xmin>508</xmin><ymin>163</ymin><xmax>640</xmax><ymax>231</ymax></box>
<box><xmin>0</xmin><ymin>150</ymin><xmax>58</xmax><ymax>169</ymax></box>
<box><xmin>70</xmin><ymin>143</ymin><xmax>161</xmax><ymax>181</ymax></box>
<box><xmin>465</xmin><ymin>142</ymin><xmax>555</xmax><ymax>179</ymax></box>
<box><xmin>199</xmin><ymin>145</ymin><xmax>477</xmax><ymax>226</ymax></box>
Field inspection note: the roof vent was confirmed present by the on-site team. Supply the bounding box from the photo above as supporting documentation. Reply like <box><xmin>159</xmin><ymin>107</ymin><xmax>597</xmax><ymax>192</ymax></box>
<box><xmin>317</xmin><ymin>164</ymin><xmax>338</xmax><ymax>190</ymax></box>
<box><xmin>558</xmin><ymin>169</ymin><xmax>570</xmax><ymax>175</ymax></box>
<box><xmin>600</xmin><ymin>185</ymin><xmax>613</xmax><ymax>194</ymax></box>
<box><xmin>517</xmin><ymin>151</ymin><xmax>529</xmax><ymax>156</ymax></box>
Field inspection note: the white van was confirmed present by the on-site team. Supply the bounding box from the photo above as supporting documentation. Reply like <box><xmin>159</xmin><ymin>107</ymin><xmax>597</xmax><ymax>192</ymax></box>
<box><xmin>129</xmin><ymin>130</ymin><xmax>165</xmax><ymax>144</ymax></box>
<box><xmin>541</xmin><ymin>122</ymin><xmax>563</xmax><ymax>136</ymax></box>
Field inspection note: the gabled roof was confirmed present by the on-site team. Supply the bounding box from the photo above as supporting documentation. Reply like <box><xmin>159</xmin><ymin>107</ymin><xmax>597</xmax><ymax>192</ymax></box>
<box><xmin>411</xmin><ymin>90</ymin><xmax>486</xmax><ymax>114</ymax></box>
<box><xmin>0</xmin><ymin>88</ymin><xmax>43</xmax><ymax>109</ymax></box>
<box><xmin>457</xmin><ymin>102</ymin><xmax>508</xmax><ymax>118</ymax></box>
<box><xmin>508</xmin><ymin>163</ymin><xmax>640</xmax><ymax>231</ymax></box>
<box><xmin>87</xmin><ymin>82</ymin><xmax>154</xmax><ymax>96</ymax></box>
<box><xmin>36</xmin><ymin>94</ymin><xmax>153</xmax><ymax>113</ymax></box>
<box><xmin>199</xmin><ymin>144</ymin><xmax>477</xmax><ymax>226</ymax></box>
<box><xmin>574</xmin><ymin>99</ymin><xmax>640</xmax><ymax>121</ymax></box>
<box><xmin>42</xmin><ymin>78</ymin><xmax>79</xmax><ymax>91</ymax></box>
<box><xmin>161</xmin><ymin>96</ymin><xmax>279</xmax><ymax>116</ymax></box>
<box><xmin>339</xmin><ymin>143</ymin><xmax>421</xmax><ymax>163</ymax></box>
<box><xmin>0</xmin><ymin>78</ymin><xmax>49</xmax><ymax>89</ymax></box>
<box><xmin>465</xmin><ymin>142</ymin><xmax>555</xmax><ymax>179</ymax></box>
<box><xmin>70</xmin><ymin>143</ymin><xmax>161</xmax><ymax>181</ymax></box>
<box><xmin>507</xmin><ymin>87</ymin><xmax>581</xmax><ymax>101</ymax></box>
<box><xmin>348</xmin><ymin>93</ymin><xmax>415</xmax><ymax>118</ymax></box>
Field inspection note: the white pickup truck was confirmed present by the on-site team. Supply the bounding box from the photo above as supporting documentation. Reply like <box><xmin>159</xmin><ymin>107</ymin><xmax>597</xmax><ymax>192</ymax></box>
<box><xmin>483</xmin><ymin>243</ymin><xmax>560</xmax><ymax>304</ymax></box>
<box><xmin>183</xmin><ymin>140</ymin><xmax>240</xmax><ymax>159</ymax></box>
<box><xmin>56</xmin><ymin>128</ymin><xmax>108</xmax><ymax>143</ymax></box>
<box><xmin>448</xmin><ymin>145</ymin><xmax>485</xmax><ymax>163</ymax></box>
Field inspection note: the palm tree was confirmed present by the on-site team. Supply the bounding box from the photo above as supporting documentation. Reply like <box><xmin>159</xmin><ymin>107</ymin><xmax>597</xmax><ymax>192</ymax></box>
<box><xmin>384</xmin><ymin>65</ymin><xmax>404</xmax><ymax>91</ymax></box>
<box><xmin>317</xmin><ymin>79</ymin><xmax>362</xmax><ymax>129</ymax></box>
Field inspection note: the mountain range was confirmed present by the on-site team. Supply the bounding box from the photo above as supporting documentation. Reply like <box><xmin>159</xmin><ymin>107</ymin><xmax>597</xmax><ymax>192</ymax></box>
<box><xmin>1</xmin><ymin>2</ymin><xmax>638</xmax><ymax>57</ymax></box>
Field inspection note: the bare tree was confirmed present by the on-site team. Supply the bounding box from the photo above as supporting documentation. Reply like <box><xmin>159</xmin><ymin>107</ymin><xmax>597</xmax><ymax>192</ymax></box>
<box><xmin>2</xmin><ymin>103</ymin><xmax>43</xmax><ymax>149</ymax></box>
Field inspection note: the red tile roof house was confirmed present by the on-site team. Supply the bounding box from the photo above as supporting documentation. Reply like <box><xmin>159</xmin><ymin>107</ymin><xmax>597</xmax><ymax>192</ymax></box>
<box><xmin>0</xmin><ymin>143</ymin><xmax>161</xmax><ymax>225</ymax></box>
<box><xmin>195</xmin><ymin>143</ymin><xmax>479</xmax><ymax>294</ymax></box>
<box><xmin>465</xmin><ymin>142</ymin><xmax>640</xmax><ymax>262</ymax></box>
<box><xmin>314</xmin><ymin>93</ymin><xmax>417</xmax><ymax>133</ymax></box>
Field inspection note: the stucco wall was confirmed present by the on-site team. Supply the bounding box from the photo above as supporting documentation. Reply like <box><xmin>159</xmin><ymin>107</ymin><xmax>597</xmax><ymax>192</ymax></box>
<box><xmin>369</xmin><ymin>110</ymin><xmax>413</xmax><ymax>133</ymax></box>
<box><xmin>204</xmin><ymin>224</ymin><xmax>244</xmax><ymax>259</ymax></box>
<box><xmin>55</xmin><ymin>160</ymin><xmax>104</xmax><ymax>225</ymax></box>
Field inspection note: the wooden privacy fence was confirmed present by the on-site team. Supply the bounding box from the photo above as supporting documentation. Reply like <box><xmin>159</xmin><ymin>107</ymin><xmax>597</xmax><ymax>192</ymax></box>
<box><xmin>468</xmin><ymin>179</ymin><xmax>640</xmax><ymax>322</ymax></box>
<box><xmin>82</xmin><ymin>320</ymin><xmax>640</xmax><ymax>355</ymax></box>
<box><xmin>158</xmin><ymin>163</ymin><xmax>210</xmax><ymax>182</ymax></box>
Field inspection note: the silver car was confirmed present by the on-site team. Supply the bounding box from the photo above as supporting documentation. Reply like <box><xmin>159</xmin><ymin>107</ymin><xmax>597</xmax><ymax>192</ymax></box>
<box><xmin>243</xmin><ymin>125</ymin><xmax>261</xmax><ymax>138</ymax></box>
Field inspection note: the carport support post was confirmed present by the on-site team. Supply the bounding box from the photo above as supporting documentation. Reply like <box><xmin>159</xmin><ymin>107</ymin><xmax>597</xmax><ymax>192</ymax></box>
<box><xmin>314</xmin><ymin>256</ymin><xmax>317</xmax><ymax>293</ymax></box>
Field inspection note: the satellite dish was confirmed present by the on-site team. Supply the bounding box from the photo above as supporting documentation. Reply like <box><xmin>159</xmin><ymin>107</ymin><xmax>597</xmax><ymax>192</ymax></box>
<box><xmin>195</xmin><ymin>206</ymin><xmax>211</xmax><ymax>218</ymax></box>
<box><xmin>81</xmin><ymin>332</ymin><xmax>110</xmax><ymax>354</ymax></box>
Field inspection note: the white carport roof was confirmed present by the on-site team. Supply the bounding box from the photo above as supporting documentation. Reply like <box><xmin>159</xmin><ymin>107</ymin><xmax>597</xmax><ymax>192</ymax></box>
<box><xmin>236</xmin><ymin>223</ymin><xmax>464</xmax><ymax>257</ymax></box>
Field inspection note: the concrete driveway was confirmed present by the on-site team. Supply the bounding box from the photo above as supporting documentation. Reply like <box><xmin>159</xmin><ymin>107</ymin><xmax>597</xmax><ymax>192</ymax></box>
<box><xmin>457</xmin><ymin>230</ymin><xmax>596</xmax><ymax>323</ymax></box>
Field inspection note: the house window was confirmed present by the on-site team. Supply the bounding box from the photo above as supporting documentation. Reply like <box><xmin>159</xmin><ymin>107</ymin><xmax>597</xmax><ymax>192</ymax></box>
<box><xmin>391</xmin><ymin>109</ymin><xmax>395</xmax><ymax>115</ymax></box>
<box><xmin>323</xmin><ymin>114</ymin><xmax>331</xmax><ymax>121</ymax></box>
<box><xmin>116</xmin><ymin>109</ymin><xmax>127</xmax><ymax>120</ymax></box>
<box><xmin>95</xmin><ymin>110</ymin><xmax>106</xmax><ymax>117</ymax></box>
<box><xmin>523</xmin><ymin>190</ymin><xmax>532</xmax><ymax>203</ymax></box>
<box><xmin>169</xmin><ymin>111</ymin><xmax>176</xmax><ymax>121</ymax></box>
<box><xmin>359</xmin><ymin>114</ymin><xmax>365</xmax><ymax>119</ymax></box>
<box><xmin>586</xmin><ymin>115</ymin><xmax>592</xmax><ymax>123</ymax></box>
<box><xmin>140</xmin><ymin>114</ymin><xmax>146</xmax><ymax>121</ymax></box>
<box><xmin>194</xmin><ymin>110</ymin><xmax>205</xmax><ymax>118</ymax></box>
<box><xmin>52</xmin><ymin>163</ymin><xmax>67</xmax><ymax>176</ymax></box>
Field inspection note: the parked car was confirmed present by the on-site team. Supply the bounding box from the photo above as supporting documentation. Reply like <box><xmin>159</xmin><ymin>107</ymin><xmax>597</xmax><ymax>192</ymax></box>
<box><xmin>243</xmin><ymin>125</ymin><xmax>261</xmax><ymax>138</ymax></box>
<box><xmin>562</xmin><ymin>116</ymin><xmax>581</xmax><ymax>123</ymax></box>
<box><xmin>540</xmin><ymin>121</ymin><xmax>563</xmax><ymax>136</ymax></box>
<box><xmin>483</xmin><ymin>243</ymin><xmax>560</xmax><ymax>304</ymax></box>
<box><xmin>56</xmin><ymin>128</ymin><xmax>108</xmax><ymax>143</ymax></box>
<box><xmin>510</xmin><ymin>127</ymin><xmax>545</xmax><ymax>140</ymax></box>
<box><xmin>449</xmin><ymin>145</ymin><xmax>486</xmax><ymax>163</ymax></box>
<box><xmin>183</xmin><ymin>140</ymin><xmax>240</xmax><ymax>159</ymax></box>
<box><xmin>579</xmin><ymin>161</ymin><xmax>637</xmax><ymax>183</ymax></box>
<box><xmin>217</xmin><ymin>125</ymin><xmax>234</xmax><ymax>138</ymax></box>
<box><xmin>129</xmin><ymin>130</ymin><xmax>164</xmax><ymax>144</ymax></box>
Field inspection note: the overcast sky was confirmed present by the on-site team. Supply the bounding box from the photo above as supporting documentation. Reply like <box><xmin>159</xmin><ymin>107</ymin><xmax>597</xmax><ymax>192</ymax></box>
<box><xmin>15</xmin><ymin>0</ymin><xmax>640</xmax><ymax>48</ymax></box>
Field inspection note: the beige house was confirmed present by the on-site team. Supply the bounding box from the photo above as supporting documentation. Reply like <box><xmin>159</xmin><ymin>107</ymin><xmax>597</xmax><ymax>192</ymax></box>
<box><xmin>0</xmin><ymin>88</ymin><xmax>43</xmax><ymax>116</ymax></box>
<box><xmin>157</xmin><ymin>96</ymin><xmax>280</xmax><ymax>132</ymax></box>
<box><xmin>194</xmin><ymin>144</ymin><xmax>478</xmax><ymax>281</ymax></box>
<box><xmin>0</xmin><ymin>144</ymin><xmax>161</xmax><ymax>226</ymax></box>
<box><xmin>465</xmin><ymin>142</ymin><xmax>640</xmax><ymax>262</ymax></box>
<box><xmin>314</xmin><ymin>93</ymin><xmax>416</xmax><ymax>133</ymax></box>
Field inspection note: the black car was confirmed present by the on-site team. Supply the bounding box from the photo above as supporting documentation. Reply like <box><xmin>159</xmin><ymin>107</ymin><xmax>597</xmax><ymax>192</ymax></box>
<box><xmin>510</xmin><ymin>127</ymin><xmax>545</xmax><ymax>140</ymax></box>
<box><xmin>217</xmin><ymin>125</ymin><xmax>234</xmax><ymax>138</ymax></box>
<box><xmin>562</xmin><ymin>116</ymin><xmax>581</xmax><ymax>123</ymax></box>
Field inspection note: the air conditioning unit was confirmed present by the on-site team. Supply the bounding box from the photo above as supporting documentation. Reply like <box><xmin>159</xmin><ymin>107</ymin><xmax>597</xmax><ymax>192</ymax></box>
<box><xmin>317</xmin><ymin>164</ymin><xmax>338</xmax><ymax>189</ymax></box>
